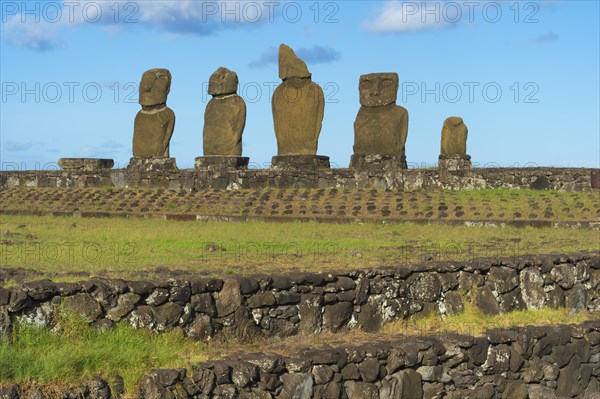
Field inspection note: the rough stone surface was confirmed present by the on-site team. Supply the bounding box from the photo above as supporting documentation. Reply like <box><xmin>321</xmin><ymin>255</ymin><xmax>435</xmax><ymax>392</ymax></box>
<box><xmin>359</xmin><ymin>72</ymin><xmax>398</xmax><ymax>107</ymax></box>
<box><xmin>440</xmin><ymin>117</ymin><xmax>468</xmax><ymax>159</ymax></box>
<box><xmin>132</xmin><ymin>68</ymin><xmax>175</xmax><ymax>157</ymax></box>
<box><xmin>272</xmin><ymin>44</ymin><xmax>324</xmax><ymax>156</ymax></box>
<box><xmin>279</xmin><ymin>373</ymin><xmax>313</xmax><ymax>399</ymax></box>
<box><xmin>2</xmin><ymin>166</ymin><xmax>597</xmax><ymax>192</ymax></box>
<box><xmin>353</xmin><ymin>73</ymin><xmax>408</xmax><ymax>158</ymax></box>
<box><xmin>474</xmin><ymin>285</ymin><xmax>501</xmax><ymax>315</ymax></box>
<box><xmin>0</xmin><ymin>307</ymin><xmax>11</xmax><ymax>342</ymax></box>
<box><xmin>271</xmin><ymin>155</ymin><xmax>330</xmax><ymax>171</ymax></box>
<box><xmin>208</xmin><ymin>66</ymin><xmax>238</xmax><ymax>96</ymax></box>
<box><xmin>519</xmin><ymin>267</ymin><xmax>545</xmax><ymax>309</ymax></box>
<box><xmin>195</xmin><ymin>156</ymin><xmax>249</xmax><ymax>171</ymax></box>
<box><xmin>2</xmin><ymin>253</ymin><xmax>598</xmax><ymax>345</ymax></box>
<box><xmin>278</xmin><ymin>44</ymin><xmax>310</xmax><ymax>80</ymax></box>
<box><xmin>203</xmin><ymin>67</ymin><xmax>246</xmax><ymax>156</ymax></box>
<box><xmin>63</xmin><ymin>293</ymin><xmax>103</xmax><ymax>322</ymax></box>
<box><xmin>323</xmin><ymin>302</ymin><xmax>353</xmax><ymax>332</ymax></box>
<box><xmin>379</xmin><ymin>369</ymin><xmax>423</xmax><ymax>399</ymax></box>
<box><xmin>58</xmin><ymin>158</ymin><xmax>114</xmax><ymax>171</ymax></box>
<box><xmin>216</xmin><ymin>279</ymin><xmax>242</xmax><ymax>317</ymax></box>
<box><xmin>344</xmin><ymin>381</ymin><xmax>379</xmax><ymax>399</ymax></box>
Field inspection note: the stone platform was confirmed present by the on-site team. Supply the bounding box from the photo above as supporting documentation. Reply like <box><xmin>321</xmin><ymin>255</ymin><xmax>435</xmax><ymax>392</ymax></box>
<box><xmin>271</xmin><ymin>155</ymin><xmax>330</xmax><ymax>171</ymax></box>
<box><xmin>438</xmin><ymin>155</ymin><xmax>472</xmax><ymax>172</ymax></box>
<box><xmin>350</xmin><ymin>154</ymin><xmax>407</xmax><ymax>172</ymax></box>
<box><xmin>126</xmin><ymin>157</ymin><xmax>178</xmax><ymax>172</ymax></box>
<box><xmin>58</xmin><ymin>158</ymin><xmax>114</xmax><ymax>171</ymax></box>
<box><xmin>194</xmin><ymin>156</ymin><xmax>249</xmax><ymax>171</ymax></box>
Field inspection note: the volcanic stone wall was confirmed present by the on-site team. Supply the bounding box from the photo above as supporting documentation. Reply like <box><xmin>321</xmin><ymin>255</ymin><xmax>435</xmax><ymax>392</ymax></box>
<box><xmin>139</xmin><ymin>322</ymin><xmax>600</xmax><ymax>399</ymax></box>
<box><xmin>0</xmin><ymin>166</ymin><xmax>597</xmax><ymax>191</ymax></box>
<box><xmin>2</xmin><ymin>253</ymin><xmax>599</xmax><ymax>343</ymax></box>
<box><xmin>2</xmin><ymin>322</ymin><xmax>599</xmax><ymax>398</ymax></box>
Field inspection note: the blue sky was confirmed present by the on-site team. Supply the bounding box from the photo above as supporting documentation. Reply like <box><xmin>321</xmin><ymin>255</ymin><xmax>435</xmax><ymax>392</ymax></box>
<box><xmin>1</xmin><ymin>0</ymin><xmax>599</xmax><ymax>170</ymax></box>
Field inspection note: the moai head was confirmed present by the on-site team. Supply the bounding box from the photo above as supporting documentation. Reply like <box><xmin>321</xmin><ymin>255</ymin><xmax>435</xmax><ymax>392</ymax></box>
<box><xmin>278</xmin><ymin>44</ymin><xmax>311</xmax><ymax>80</ymax></box>
<box><xmin>359</xmin><ymin>73</ymin><xmax>399</xmax><ymax>107</ymax></box>
<box><xmin>208</xmin><ymin>67</ymin><xmax>239</xmax><ymax>96</ymax></box>
<box><xmin>139</xmin><ymin>68</ymin><xmax>172</xmax><ymax>106</ymax></box>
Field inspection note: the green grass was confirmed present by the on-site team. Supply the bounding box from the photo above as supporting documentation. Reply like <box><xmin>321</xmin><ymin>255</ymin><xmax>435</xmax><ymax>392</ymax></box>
<box><xmin>1</xmin><ymin>215</ymin><xmax>598</xmax><ymax>281</ymax></box>
<box><xmin>384</xmin><ymin>302</ymin><xmax>595</xmax><ymax>337</ymax></box>
<box><xmin>0</xmin><ymin>311</ymin><xmax>207</xmax><ymax>393</ymax></box>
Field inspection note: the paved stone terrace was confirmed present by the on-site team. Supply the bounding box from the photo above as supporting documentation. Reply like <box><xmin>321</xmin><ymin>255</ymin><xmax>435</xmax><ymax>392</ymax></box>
<box><xmin>1</xmin><ymin>187</ymin><xmax>599</xmax><ymax>226</ymax></box>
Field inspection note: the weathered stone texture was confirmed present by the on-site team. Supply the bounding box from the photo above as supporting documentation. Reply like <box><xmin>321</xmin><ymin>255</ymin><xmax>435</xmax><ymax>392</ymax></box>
<box><xmin>440</xmin><ymin>116</ymin><xmax>468</xmax><ymax>158</ymax></box>
<box><xmin>132</xmin><ymin>68</ymin><xmax>175</xmax><ymax>158</ymax></box>
<box><xmin>353</xmin><ymin>73</ymin><xmax>409</xmax><ymax>160</ymax></box>
<box><xmin>203</xmin><ymin>67</ymin><xmax>246</xmax><ymax>156</ymax></box>
<box><xmin>272</xmin><ymin>44</ymin><xmax>324</xmax><ymax>156</ymax></box>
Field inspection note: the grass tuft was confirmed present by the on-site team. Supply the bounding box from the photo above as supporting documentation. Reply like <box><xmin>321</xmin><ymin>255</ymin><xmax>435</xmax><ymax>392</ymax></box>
<box><xmin>0</xmin><ymin>313</ymin><xmax>207</xmax><ymax>393</ymax></box>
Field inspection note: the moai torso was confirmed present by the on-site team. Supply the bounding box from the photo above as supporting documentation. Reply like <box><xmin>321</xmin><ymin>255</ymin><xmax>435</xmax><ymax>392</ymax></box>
<box><xmin>272</xmin><ymin>77</ymin><xmax>324</xmax><ymax>155</ymax></box>
<box><xmin>133</xmin><ymin>107</ymin><xmax>176</xmax><ymax>157</ymax></box>
<box><xmin>272</xmin><ymin>44</ymin><xmax>325</xmax><ymax>156</ymax></box>
<box><xmin>132</xmin><ymin>68</ymin><xmax>175</xmax><ymax>157</ymax></box>
<box><xmin>203</xmin><ymin>67</ymin><xmax>246</xmax><ymax>156</ymax></box>
<box><xmin>353</xmin><ymin>73</ymin><xmax>408</xmax><ymax>156</ymax></box>
<box><xmin>354</xmin><ymin>104</ymin><xmax>408</xmax><ymax>155</ymax></box>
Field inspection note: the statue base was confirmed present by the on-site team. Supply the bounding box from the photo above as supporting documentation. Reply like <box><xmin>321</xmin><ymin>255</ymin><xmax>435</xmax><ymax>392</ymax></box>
<box><xmin>126</xmin><ymin>157</ymin><xmax>178</xmax><ymax>172</ymax></box>
<box><xmin>271</xmin><ymin>155</ymin><xmax>330</xmax><ymax>171</ymax></box>
<box><xmin>438</xmin><ymin>155</ymin><xmax>472</xmax><ymax>172</ymax></box>
<box><xmin>592</xmin><ymin>170</ymin><xmax>600</xmax><ymax>190</ymax></box>
<box><xmin>58</xmin><ymin>158</ymin><xmax>114</xmax><ymax>171</ymax></box>
<box><xmin>195</xmin><ymin>156</ymin><xmax>249</xmax><ymax>171</ymax></box>
<box><xmin>350</xmin><ymin>154</ymin><xmax>407</xmax><ymax>172</ymax></box>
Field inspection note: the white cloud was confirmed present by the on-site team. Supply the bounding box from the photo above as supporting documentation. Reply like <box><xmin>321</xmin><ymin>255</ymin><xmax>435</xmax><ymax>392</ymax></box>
<box><xmin>363</xmin><ymin>1</ymin><xmax>555</xmax><ymax>34</ymax></box>
<box><xmin>1</xmin><ymin>15</ymin><xmax>64</xmax><ymax>51</ymax></box>
<box><xmin>2</xmin><ymin>0</ymin><xmax>279</xmax><ymax>51</ymax></box>
<box><xmin>363</xmin><ymin>1</ymin><xmax>451</xmax><ymax>33</ymax></box>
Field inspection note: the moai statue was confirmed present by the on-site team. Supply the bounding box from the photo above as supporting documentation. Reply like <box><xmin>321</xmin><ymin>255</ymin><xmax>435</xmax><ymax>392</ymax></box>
<box><xmin>203</xmin><ymin>67</ymin><xmax>246</xmax><ymax>156</ymax></box>
<box><xmin>439</xmin><ymin>116</ymin><xmax>471</xmax><ymax>171</ymax></box>
<box><xmin>132</xmin><ymin>68</ymin><xmax>176</xmax><ymax>158</ymax></box>
<box><xmin>196</xmin><ymin>67</ymin><xmax>249</xmax><ymax>171</ymax></box>
<box><xmin>351</xmin><ymin>73</ymin><xmax>409</xmax><ymax>171</ymax></box>
<box><xmin>271</xmin><ymin>44</ymin><xmax>329</xmax><ymax>170</ymax></box>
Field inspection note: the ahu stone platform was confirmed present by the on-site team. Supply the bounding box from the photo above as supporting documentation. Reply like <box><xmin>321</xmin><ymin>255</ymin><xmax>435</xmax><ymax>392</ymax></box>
<box><xmin>0</xmin><ymin>165</ymin><xmax>598</xmax><ymax>192</ymax></box>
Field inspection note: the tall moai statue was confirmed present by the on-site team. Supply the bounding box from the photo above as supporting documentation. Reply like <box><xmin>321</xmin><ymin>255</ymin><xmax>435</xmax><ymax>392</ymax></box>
<box><xmin>271</xmin><ymin>44</ymin><xmax>329</xmax><ymax>170</ymax></box>
<box><xmin>196</xmin><ymin>67</ymin><xmax>249</xmax><ymax>171</ymax></box>
<box><xmin>132</xmin><ymin>68</ymin><xmax>176</xmax><ymax>159</ymax></box>
<box><xmin>439</xmin><ymin>116</ymin><xmax>471</xmax><ymax>171</ymax></box>
<box><xmin>351</xmin><ymin>73</ymin><xmax>409</xmax><ymax>171</ymax></box>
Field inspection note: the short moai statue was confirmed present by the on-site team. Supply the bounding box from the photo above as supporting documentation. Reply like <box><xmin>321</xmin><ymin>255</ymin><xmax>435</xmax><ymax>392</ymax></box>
<box><xmin>196</xmin><ymin>67</ymin><xmax>249</xmax><ymax>171</ymax></box>
<box><xmin>271</xmin><ymin>44</ymin><xmax>329</xmax><ymax>170</ymax></box>
<box><xmin>351</xmin><ymin>73</ymin><xmax>409</xmax><ymax>171</ymax></box>
<box><xmin>439</xmin><ymin>116</ymin><xmax>471</xmax><ymax>171</ymax></box>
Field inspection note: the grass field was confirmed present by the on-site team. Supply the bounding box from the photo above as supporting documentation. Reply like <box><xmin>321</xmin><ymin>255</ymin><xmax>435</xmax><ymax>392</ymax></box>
<box><xmin>1</xmin><ymin>214</ymin><xmax>599</xmax><ymax>281</ymax></box>
<box><xmin>1</xmin><ymin>188</ymin><xmax>598</xmax><ymax>395</ymax></box>
<box><xmin>1</xmin><ymin>306</ymin><xmax>593</xmax><ymax>396</ymax></box>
